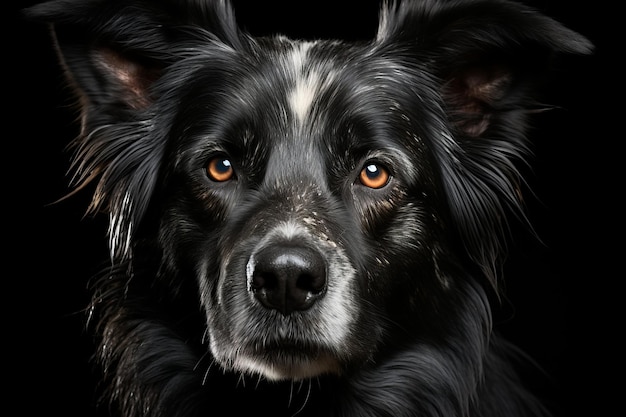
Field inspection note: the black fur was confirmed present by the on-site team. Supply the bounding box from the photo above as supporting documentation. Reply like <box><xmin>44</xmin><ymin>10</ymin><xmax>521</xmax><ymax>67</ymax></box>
<box><xmin>26</xmin><ymin>1</ymin><xmax>592</xmax><ymax>416</ymax></box>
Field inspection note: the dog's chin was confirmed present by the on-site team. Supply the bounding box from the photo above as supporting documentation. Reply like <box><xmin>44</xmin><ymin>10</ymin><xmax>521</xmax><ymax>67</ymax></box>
<box><xmin>240</xmin><ymin>352</ymin><xmax>341</xmax><ymax>381</ymax></box>
<box><xmin>214</xmin><ymin>343</ymin><xmax>343</xmax><ymax>381</ymax></box>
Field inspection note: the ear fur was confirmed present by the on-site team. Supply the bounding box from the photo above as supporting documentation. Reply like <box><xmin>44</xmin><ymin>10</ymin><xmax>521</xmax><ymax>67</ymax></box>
<box><xmin>377</xmin><ymin>0</ymin><xmax>593</xmax><ymax>137</ymax></box>
<box><xmin>376</xmin><ymin>0</ymin><xmax>593</xmax><ymax>285</ymax></box>
<box><xmin>26</xmin><ymin>0</ymin><xmax>241</xmax><ymax>114</ymax></box>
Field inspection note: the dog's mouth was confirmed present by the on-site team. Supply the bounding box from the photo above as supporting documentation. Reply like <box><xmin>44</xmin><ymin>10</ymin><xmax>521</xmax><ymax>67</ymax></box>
<box><xmin>207</xmin><ymin>286</ymin><xmax>354</xmax><ymax>381</ymax></box>
<box><xmin>207</xmin><ymin>292</ymin><xmax>352</xmax><ymax>381</ymax></box>
<box><xmin>232</xmin><ymin>339</ymin><xmax>343</xmax><ymax>381</ymax></box>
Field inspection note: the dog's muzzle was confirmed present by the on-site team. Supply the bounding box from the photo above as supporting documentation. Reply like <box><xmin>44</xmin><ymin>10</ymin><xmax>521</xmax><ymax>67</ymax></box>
<box><xmin>247</xmin><ymin>244</ymin><xmax>327</xmax><ymax>315</ymax></box>
<box><xmin>207</xmin><ymin>220</ymin><xmax>363</xmax><ymax>380</ymax></box>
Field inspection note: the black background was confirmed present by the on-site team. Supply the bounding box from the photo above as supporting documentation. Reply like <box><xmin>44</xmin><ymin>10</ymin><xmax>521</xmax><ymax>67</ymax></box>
<box><xmin>9</xmin><ymin>1</ymin><xmax>616</xmax><ymax>416</ymax></box>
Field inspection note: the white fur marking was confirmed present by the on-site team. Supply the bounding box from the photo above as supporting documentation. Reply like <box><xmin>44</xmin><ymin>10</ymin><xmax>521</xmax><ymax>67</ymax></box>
<box><xmin>108</xmin><ymin>192</ymin><xmax>132</xmax><ymax>261</ymax></box>
<box><xmin>288</xmin><ymin>42</ymin><xmax>321</xmax><ymax>124</ymax></box>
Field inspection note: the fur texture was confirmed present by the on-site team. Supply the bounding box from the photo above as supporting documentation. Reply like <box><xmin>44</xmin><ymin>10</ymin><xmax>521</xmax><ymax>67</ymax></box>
<box><xmin>26</xmin><ymin>0</ymin><xmax>592</xmax><ymax>416</ymax></box>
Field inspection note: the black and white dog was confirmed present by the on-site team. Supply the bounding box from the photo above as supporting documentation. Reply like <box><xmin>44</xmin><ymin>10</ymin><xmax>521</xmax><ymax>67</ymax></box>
<box><xmin>28</xmin><ymin>0</ymin><xmax>591</xmax><ymax>416</ymax></box>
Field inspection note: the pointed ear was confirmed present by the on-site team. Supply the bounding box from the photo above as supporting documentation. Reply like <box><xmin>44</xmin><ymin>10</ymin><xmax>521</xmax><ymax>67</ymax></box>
<box><xmin>25</xmin><ymin>0</ymin><xmax>241</xmax><ymax>118</ymax></box>
<box><xmin>377</xmin><ymin>0</ymin><xmax>593</xmax><ymax>138</ymax></box>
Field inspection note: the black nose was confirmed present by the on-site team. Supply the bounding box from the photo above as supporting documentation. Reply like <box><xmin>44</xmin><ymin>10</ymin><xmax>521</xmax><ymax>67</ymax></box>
<box><xmin>249</xmin><ymin>245</ymin><xmax>327</xmax><ymax>315</ymax></box>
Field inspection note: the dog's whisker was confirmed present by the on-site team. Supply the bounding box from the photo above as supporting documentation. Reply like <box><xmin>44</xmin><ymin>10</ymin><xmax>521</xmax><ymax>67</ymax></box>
<box><xmin>290</xmin><ymin>379</ymin><xmax>313</xmax><ymax>417</ymax></box>
<box><xmin>200</xmin><ymin>358</ymin><xmax>216</xmax><ymax>386</ymax></box>
<box><xmin>236</xmin><ymin>372</ymin><xmax>246</xmax><ymax>389</ymax></box>
<box><xmin>254</xmin><ymin>373</ymin><xmax>264</xmax><ymax>390</ymax></box>
<box><xmin>288</xmin><ymin>380</ymin><xmax>295</xmax><ymax>409</ymax></box>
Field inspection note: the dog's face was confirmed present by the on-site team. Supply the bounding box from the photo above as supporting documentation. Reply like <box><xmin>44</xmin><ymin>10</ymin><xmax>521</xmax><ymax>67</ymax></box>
<box><xmin>28</xmin><ymin>0</ymin><xmax>592</xmax><ymax>386</ymax></box>
<box><xmin>159</xmin><ymin>39</ymin><xmax>445</xmax><ymax>379</ymax></box>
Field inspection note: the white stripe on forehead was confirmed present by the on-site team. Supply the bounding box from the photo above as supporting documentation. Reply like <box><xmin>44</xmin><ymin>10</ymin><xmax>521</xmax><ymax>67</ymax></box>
<box><xmin>288</xmin><ymin>42</ymin><xmax>318</xmax><ymax>125</ymax></box>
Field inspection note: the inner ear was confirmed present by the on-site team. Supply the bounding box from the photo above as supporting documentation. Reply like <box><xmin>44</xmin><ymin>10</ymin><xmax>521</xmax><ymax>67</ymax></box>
<box><xmin>443</xmin><ymin>65</ymin><xmax>512</xmax><ymax>137</ymax></box>
<box><xmin>93</xmin><ymin>48</ymin><xmax>162</xmax><ymax>110</ymax></box>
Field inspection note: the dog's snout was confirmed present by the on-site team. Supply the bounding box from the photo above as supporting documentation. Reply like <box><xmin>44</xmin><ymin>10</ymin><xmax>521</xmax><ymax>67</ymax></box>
<box><xmin>249</xmin><ymin>245</ymin><xmax>327</xmax><ymax>315</ymax></box>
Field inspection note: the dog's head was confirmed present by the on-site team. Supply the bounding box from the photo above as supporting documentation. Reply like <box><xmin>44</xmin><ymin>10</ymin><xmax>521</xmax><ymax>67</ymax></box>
<box><xmin>30</xmin><ymin>0</ymin><xmax>591</xmax><ymax>381</ymax></box>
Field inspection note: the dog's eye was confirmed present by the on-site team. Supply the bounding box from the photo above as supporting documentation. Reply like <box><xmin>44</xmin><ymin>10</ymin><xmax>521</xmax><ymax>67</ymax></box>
<box><xmin>206</xmin><ymin>156</ymin><xmax>234</xmax><ymax>182</ymax></box>
<box><xmin>359</xmin><ymin>163</ymin><xmax>390</xmax><ymax>189</ymax></box>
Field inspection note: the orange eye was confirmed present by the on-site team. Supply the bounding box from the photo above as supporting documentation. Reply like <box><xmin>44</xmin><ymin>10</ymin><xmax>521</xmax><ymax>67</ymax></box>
<box><xmin>359</xmin><ymin>163</ymin><xmax>390</xmax><ymax>189</ymax></box>
<box><xmin>206</xmin><ymin>156</ymin><xmax>234</xmax><ymax>182</ymax></box>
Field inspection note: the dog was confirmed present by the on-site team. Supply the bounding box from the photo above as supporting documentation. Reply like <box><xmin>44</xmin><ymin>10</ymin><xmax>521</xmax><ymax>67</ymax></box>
<box><xmin>27</xmin><ymin>0</ymin><xmax>592</xmax><ymax>416</ymax></box>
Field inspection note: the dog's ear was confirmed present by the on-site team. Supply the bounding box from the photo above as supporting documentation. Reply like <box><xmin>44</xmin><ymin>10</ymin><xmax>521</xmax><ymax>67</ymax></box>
<box><xmin>25</xmin><ymin>0</ymin><xmax>240</xmax><ymax>116</ymax></box>
<box><xmin>25</xmin><ymin>0</ymin><xmax>241</xmax><ymax>259</ymax></box>
<box><xmin>376</xmin><ymin>0</ymin><xmax>593</xmax><ymax>138</ymax></box>
<box><xmin>376</xmin><ymin>0</ymin><xmax>593</xmax><ymax>285</ymax></box>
